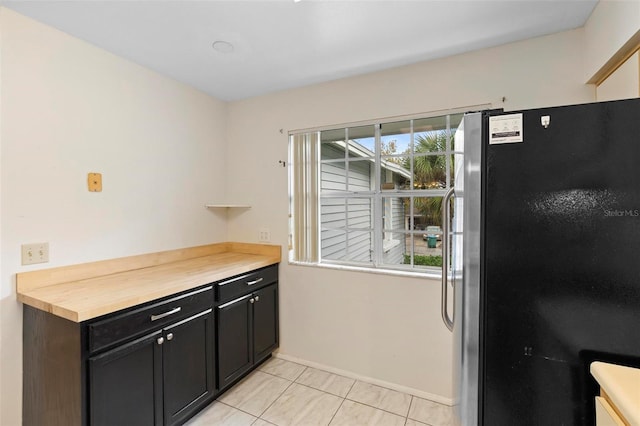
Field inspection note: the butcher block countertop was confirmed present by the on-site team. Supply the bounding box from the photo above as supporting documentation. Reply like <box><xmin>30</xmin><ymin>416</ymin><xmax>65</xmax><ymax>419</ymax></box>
<box><xmin>16</xmin><ymin>242</ymin><xmax>281</xmax><ymax>323</ymax></box>
<box><xmin>591</xmin><ymin>361</ymin><xmax>640</xmax><ymax>425</ymax></box>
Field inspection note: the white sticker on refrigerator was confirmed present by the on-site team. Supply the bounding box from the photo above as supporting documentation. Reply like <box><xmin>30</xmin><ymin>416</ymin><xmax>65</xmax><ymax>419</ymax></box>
<box><xmin>489</xmin><ymin>113</ymin><xmax>523</xmax><ymax>144</ymax></box>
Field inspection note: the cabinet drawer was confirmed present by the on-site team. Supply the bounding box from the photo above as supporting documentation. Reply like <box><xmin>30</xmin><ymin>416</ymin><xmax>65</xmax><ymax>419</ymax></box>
<box><xmin>216</xmin><ymin>265</ymin><xmax>278</xmax><ymax>303</ymax></box>
<box><xmin>88</xmin><ymin>286</ymin><xmax>213</xmax><ymax>354</ymax></box>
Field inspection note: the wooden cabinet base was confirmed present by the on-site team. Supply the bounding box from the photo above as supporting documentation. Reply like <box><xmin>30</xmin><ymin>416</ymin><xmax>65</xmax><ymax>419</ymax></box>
<box><xmin>23</xmin><ymin>263</ymin><xmax>279</xmax><ymax>426</ymax></box>
<box><xmin>216</xmin><ymin>268</ymin><xmax>279</xmax><ymax>393</ymax></box>
<box><xmin>23</xmin><ymin>305</ymin><xmax>85</xmax><ymax>425</ymax></box>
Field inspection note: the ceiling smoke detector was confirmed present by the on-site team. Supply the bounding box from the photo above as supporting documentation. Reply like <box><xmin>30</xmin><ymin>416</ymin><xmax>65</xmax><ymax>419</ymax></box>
<box><xmin>212</xmin><ymin>40</ymin><xmax>234</xmax><ymax>54</ymax></box>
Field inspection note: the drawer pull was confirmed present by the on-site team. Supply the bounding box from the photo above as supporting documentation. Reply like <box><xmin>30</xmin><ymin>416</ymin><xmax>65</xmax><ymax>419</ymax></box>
<box><xmin>219</xmin><ymin>293</ymin><xmax>253</xmax><ymax>309</ymax></box>
<box><xmin>151</xmin><ymin>307</ymin><xmax>181</xmax><ymax>321</ymax></box>
<box><xmin>247</xmin><ymin>278</ymin><xmax>263</xmax><ymax>286</ymax></box>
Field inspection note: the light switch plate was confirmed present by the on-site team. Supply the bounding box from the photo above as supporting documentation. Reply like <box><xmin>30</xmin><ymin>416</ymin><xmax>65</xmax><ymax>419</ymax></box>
<box><xmin>21</xmin><ymin>243</ymin><xmax>49</xmax><ymax>265</ymax></box>
<box><xmin>259</xmin><ymin>228</ymin><xmax>271</xmax><ymax>242</ymax></box>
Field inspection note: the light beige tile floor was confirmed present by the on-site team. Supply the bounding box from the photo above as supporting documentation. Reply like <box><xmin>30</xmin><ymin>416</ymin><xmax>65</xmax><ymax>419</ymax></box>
<box><xmin>186</xmin><ymin>358</ymin><xmax>453</xmax><ymax>426</ymax></box>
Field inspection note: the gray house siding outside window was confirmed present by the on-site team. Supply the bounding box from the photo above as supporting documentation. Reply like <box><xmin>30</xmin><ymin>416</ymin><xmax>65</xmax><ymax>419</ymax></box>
<box><xmin>320</xmin><ymin>143</ymin><xmax>408</xmax><ymax>264</ymax></box>
<box><xmin>383</xmin><ymin>196</ymin><xmax>405</xmax><ymax>264</ymax></box>
<box><xmin>290</xmin><ymin>111</ymin><xmax>463</xmax><ymax>274</ymax></box>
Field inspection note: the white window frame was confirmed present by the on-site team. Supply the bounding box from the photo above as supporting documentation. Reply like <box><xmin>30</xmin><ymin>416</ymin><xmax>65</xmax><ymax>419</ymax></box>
<box><xmin>289</xmin><ymin>107</ymin><xmax>476</xmax><ymax>276</ymax></box>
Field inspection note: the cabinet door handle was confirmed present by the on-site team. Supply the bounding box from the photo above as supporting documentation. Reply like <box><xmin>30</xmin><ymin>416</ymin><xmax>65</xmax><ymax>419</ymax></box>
<box><xmin>247</xmin><ymin>278</ymin><xmax>263</xmax><ymax>286</ymax></box>
<box><xmin>249</xmin><ymin>298</ymin><xmax>255</xmax><ymax>304</ymax></box>
<box><xmin>157</xmin><ymin>337</ymin><xmax>165</xmax><ymax>345</ymax></box>
<box><xmin>166</xmin><ymin>333</ymin><xmax>174</xmax><ymax>341</ymax></box>
<box><xmin>151</xmin><ymin>307</ymin><xmax>181</xmax><ymax>322</ymax></box>
<box><xmin>254</xmin><ymin>295</ymin><xmax>260</xmax><ymax>302</ymax></box>
<box><xmin>218</xmin><ymin>294</ymin><xmax>252</xmax><ymax>309</ymax></box>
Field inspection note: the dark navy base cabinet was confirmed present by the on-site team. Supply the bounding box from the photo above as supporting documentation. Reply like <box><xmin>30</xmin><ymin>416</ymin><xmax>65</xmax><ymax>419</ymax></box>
<box><xmin>216</xmin><ymin>267</ymin><xmax>279</xmax><ymax>391</ymax></box>
<box><xmin>23</xmin><ymin>264</ymin><xmax>278</xmax><ymax>426</ymax></box>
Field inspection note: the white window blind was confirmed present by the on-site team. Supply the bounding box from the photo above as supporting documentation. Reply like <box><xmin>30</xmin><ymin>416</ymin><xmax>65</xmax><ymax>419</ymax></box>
<box><xmin>290</xmin><ymin>132</ymin><xmax>319</xmax><ymax>263</ymax></box>
<box><xmin>289</xmin><ymin>110</ymin><xmax>469</xmax><ymax>274</ymax></box>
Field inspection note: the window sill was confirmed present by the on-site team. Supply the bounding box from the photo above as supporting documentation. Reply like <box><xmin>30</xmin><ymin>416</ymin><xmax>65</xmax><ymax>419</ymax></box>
<box><xmin>288</xmin><ymin>259</ymin><xmax>442</xmax><ymax>280</ymax></box>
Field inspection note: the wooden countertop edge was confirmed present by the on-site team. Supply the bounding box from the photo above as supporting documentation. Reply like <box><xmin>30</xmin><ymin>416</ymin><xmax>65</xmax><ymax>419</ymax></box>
<box><xmin>17</xmin><ymin>242</ymin><xmax>280</xmax><ymax>292</ymax></box>
<box><xmin>16</xmin><ymin>243</ymin><xmax>281</xmax><ymax>323</ymax></box>
<box><xmin>591</xmin><ymin>361</ymin><xmax>640</xmax><ymax>425</ymax></box>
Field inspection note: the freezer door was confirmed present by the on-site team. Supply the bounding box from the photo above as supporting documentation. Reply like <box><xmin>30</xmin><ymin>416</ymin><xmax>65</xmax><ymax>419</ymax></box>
<box><xmin>482</xmin><ymin>99</ymin><xmax>640</xmax><ymax>425</ymax></box>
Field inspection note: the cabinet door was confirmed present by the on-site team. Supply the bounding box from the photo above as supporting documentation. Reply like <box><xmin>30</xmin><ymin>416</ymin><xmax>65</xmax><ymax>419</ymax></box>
<box><xmin>253</xmin><ymin>283</ymin><xmax>279</xmax><ymax>362</ymax></box>
<box><xmin>217</xmin><ymin>294</ymin><xmax>252</xmax><ymax>390</ymax></box>
<box><xmin>89</xmin><ymin>331</ymin><xmax>163</xmax><ymax>426</ymax></box>
<box><xmin>163</xmin><ymin>309</ymin><xmax>215</xmax><ymax>426</ymax></box>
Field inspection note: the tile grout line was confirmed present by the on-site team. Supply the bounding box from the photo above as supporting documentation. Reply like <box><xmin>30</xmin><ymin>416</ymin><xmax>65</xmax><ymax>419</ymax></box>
<box><xmin>326</xmin><ymin>395</ymin><xmax>347</xmax><ymax>426</ymax></box>
<box><xmin>259</xmin><ymin>362</ymin><xmax>351</xmax><ymax>426</ymax></box>
<box><xmin>267</xmin><ymin>371</ymin><xmax>413</xmax><ymax>420</ymax></box>
<box><xmin>281</xmin><ymin>358</ymin><xmax>443</xmax><ymax>403</ymax></box>
<box><xmin>258</xmin><ymin>379</ymin><xmax>296</xmax><ymax>419</ymax></box>
<box><xmin>199</xmin><ymin>360</ymin><xmax>446</xmax><ymax>426</ymax></box>
<box><xmin>343</xmin><ymin>381</ymin><xmax>412</xmax><ymax>419</ymax></box>
<box><xmin>405</xmin><ymin>395</ymin><xmax>414</xmax><ymax>426</ymax></box>
<box><xmin>292</xmin><ymin>380</ymin><xmax>351</xmax><ymax>398</ymax></box>
<box><xmin>295</xmin><ymin>368</ymin><xmax>355</xmax><ymax>396</ymax></box>
<box><xmin>342</xmin><ymin>397</ymin><xmax>412</xmax><ymax>420</ymax></box>
<box><xmin>325</xmin><ymin>378</ymin><xmax>358</xmax><ymax>425</ymax></box>
<box><xmin>261</xmin><ymin>365</ymin><xmax>353</xmax><ymax>399</ymax></box>
<box><xmin>255</xmin><ymin>366</ymin><xmax>305</xmax><ymax>423</ymax></box>
<box><xmin>206</xmin><ymin>400</ymin><xmax>263</xmax><ymax>423</ymax></box>
<box><xmin>270</xmin><ymin>359</ymin><xmax>448</xmax><ymax>410</ymax></box>
<box><xmin>290</xmin><ymin>363</ymin><xmax>307</xmax><ymax>382</ymax></box>
<box><xmin>259</xmin><ymin>360</ymin><xmax>308</xmax><ymax>382</ymax></box>
<box><xmin>245</xmin><ymin>360</ymin><xmax>446</xmax><ymax>425</ymax></box>
<box><xmin>407</xmin><ymin>394</ymin><xmax>415</xmax><ymax>423</ymax></box>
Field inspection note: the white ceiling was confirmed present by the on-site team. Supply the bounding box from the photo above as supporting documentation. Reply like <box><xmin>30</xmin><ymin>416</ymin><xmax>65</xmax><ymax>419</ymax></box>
<box><xmin>2</xmin><ymin>0</ymin><xmax>598</xmax><ymax>101</ymax></box>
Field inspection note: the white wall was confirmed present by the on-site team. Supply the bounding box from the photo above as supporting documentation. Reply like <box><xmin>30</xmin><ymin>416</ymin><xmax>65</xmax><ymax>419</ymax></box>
<box><xmin>226</xmin><ymin>28</ymin><xmax>594</xmax><ymax>402</ymax></box>
<box><xmin>4</xmin><ymin>3</ymin><xmax>637</xmax><ymax>423</ymax></box>
<box><xmin>0</xmin><ymin>8</ymin><xmax>228</xmax><ymax>425</ymax></box>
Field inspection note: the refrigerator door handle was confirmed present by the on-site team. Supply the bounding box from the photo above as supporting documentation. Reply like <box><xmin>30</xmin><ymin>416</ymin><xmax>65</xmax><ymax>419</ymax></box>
<box><xmin>441</xmin><ymin>187</ymin><xmax>455</xmax><ymax>332</ymax></box>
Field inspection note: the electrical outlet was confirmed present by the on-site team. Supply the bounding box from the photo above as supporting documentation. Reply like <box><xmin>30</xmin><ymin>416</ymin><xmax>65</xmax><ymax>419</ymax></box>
<box><xmin>21</xmin><ymin>243</ymin><xmax>49</xmax><ymax>265</ymax></box>
<box><xmin>259</xmin><ymin>228</ymin><xmax>271</xmax><ymax>242</ymax></box>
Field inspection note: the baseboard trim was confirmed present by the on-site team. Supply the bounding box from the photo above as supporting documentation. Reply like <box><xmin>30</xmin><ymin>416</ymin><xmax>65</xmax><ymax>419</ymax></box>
<box><xmin>273</xmin><ymin>352</ymin><xmax>454</xmax><ymax>406</ymax></box>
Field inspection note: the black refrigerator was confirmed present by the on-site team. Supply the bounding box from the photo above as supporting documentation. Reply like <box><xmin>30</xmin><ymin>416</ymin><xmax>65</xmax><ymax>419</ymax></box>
<box><xmin>450</xmin><ymin>98</ymin><xmax>640</xmax><ymax>426</ymax></box>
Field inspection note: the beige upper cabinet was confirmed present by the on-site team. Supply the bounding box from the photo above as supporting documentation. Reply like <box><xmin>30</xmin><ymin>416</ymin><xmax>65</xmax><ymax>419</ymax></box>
<box><xmin>596</xmin><ymin>50</ymin><xmax>640</xmax><ymax>101</ymax></box>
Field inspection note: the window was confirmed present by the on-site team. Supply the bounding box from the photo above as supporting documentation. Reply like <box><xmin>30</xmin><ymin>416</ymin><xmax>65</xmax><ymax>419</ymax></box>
<box><xmin>290</xmin><ymin>111</ymin><xmax>464</xmax><ymax>274</ymax></box>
